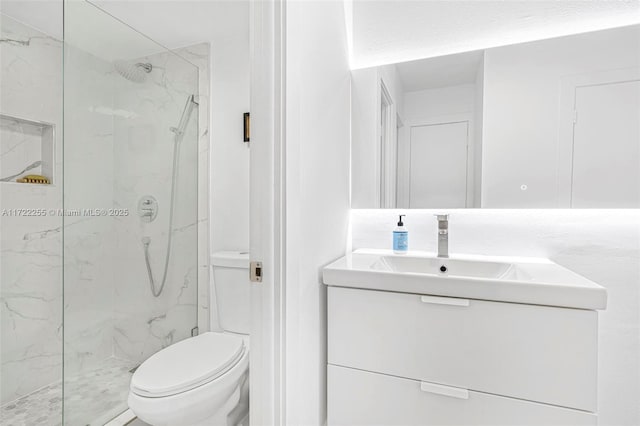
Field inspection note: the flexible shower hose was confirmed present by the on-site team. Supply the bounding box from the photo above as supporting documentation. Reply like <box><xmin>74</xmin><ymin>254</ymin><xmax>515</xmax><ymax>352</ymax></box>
<box><xmin>142</xmin><ymin>131</ymin><xmax>181</xmax><ymax>298</ymax></box>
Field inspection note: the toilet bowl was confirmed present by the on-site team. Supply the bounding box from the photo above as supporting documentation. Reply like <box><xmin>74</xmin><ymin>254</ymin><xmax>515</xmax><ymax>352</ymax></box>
<box><xmin>128</xmin><ymin>251</ymin><xmax>251</xmax><ymax>426</ymax></box>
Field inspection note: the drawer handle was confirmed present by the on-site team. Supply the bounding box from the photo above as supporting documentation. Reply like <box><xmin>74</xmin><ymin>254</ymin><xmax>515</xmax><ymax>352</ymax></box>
<box><xmin>420</xmin><ymin>381</ymin><xmax>469</xmax><ymax>400</ymax></box>
<box><xmin>420</xmin><ymin>295</ymin><xmax>469</xmax><ymax>307</ymax></box>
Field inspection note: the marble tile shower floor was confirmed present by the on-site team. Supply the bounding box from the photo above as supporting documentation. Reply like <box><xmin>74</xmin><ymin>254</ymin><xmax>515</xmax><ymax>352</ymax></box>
<box><xmin>1</xmin><ymin>357</ymin><xmax>136</xmax><ymax>426</ymax></box>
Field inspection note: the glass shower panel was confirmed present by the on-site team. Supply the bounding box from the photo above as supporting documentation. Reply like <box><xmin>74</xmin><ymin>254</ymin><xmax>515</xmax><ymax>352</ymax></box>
<box><xmin>0</xmin><ymin>6</ymin><xmax>63</xmax><ymax>425</ymax></box>
<box><xmin>63</xmin><ymin>1</ymin><xmax>198</xmax><ymax>424</ymax></box>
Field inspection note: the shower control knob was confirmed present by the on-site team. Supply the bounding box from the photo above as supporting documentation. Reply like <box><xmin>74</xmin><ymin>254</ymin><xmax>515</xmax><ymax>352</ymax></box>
<box><xmin>138</xmin><ymin>195</ymin><xmax>158</xmax><ymax>223</ymax></box>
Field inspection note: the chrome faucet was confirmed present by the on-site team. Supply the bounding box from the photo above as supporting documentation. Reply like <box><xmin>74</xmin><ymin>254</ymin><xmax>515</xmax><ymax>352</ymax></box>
<box><xmin>435</xmin><ymin>214</ymin><xmax>449</xmax><ymax>258</ymax></box>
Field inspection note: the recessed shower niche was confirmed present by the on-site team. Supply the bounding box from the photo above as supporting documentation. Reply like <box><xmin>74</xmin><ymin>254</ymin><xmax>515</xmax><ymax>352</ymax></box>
<box><xmin>0</xmin><ymin>113</ymin><xmax>55</xmax><ymax>185</ymax></box>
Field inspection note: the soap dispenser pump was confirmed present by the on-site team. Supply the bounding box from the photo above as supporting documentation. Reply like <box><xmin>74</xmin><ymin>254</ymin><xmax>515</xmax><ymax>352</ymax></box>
<box><xmin>393</xmin><ymin>214</ymin><xmax>408</xmax><ymax>254</ymax></box>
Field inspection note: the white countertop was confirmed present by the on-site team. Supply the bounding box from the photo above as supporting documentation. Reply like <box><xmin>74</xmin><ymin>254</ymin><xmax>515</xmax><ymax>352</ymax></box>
<box><xmin>323</xmin><ymin>249</ymin><xmax>607</xmax><ymax>310</ymax></box>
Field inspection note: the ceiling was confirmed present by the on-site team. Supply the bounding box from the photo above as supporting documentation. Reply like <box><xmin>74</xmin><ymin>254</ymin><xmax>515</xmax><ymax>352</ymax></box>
<box><xmin>396</xmin><ymin>50</ymin><xmax>483</xmax><ymax>92</ymax></box>
<box><xmin>90</xmin><ymin>0</ymin><xmax>248</xmax><ymax>50</ymax></box>
<box><xmin>3</xmin><ymin>0</ymin><xmax>638</xmax><ymax>71</ymax></box>
<box><xmin>0</xmin><ymin>1</ymin><xmax>63</xmax><ymax>39</ymax></box>
<box><xmin>0</xmin><ymin>0</ymin><xmax>247</xmax><ymax>54</ymax></box>
<box><xmin>351</xmin><ymin>0</ymin><xmax>640</xmax><ymax>69</ymax></box>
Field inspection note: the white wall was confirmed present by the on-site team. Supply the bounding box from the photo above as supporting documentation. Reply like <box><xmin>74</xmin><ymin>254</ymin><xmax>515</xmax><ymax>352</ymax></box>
<box><xmin>285</xmin><ymin>1</ymin><xmax>351</xmax><ymax>424</ymax></box>
<box><xmin>350</xmin><ymin>67</ymin><xmax>377</xmax><ymax>208</ymax></box>
<box><xmin>481</xmin><ymin>25</ymin><xmax>640</xmax><ymax>207</ymax></box>
<box><xmin>207</xmin><ymin>2</ymin><xmax>250</xmax><ymax>333</ymax></box>
<box><xmin>403</xmin><ymin>84</ymin><xmax>475</xmax><ymax>121</ymax></box>
<box><xmin>379</xmin><ymin>63</ymin><xmax>405</xmax><ymax>119</ymax></box>
<box><xmin>209</xmin><ymin>4</ymin><xmax>250</xmax><ymax>255</ymax></box>
<box><xmin>350</xmin><ymin>209</ymin><xmax>640</xmax><ymax>425</ymax></box>
<box><xmin>351</xmin><ymin>63</ymin><xmax>404</xmax><ymax>208</ymax></box>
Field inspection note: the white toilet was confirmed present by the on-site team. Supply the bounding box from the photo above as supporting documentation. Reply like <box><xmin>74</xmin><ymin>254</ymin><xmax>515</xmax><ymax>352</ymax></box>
<box><xmin>128</xmin><ymin>251</ymin><xmax>251</xmax><ymax>426</ymax></box>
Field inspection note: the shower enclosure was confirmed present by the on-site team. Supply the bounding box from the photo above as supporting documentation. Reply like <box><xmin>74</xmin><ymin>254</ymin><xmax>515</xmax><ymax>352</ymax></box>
<box><xmin>1</xmin><ymin>1</ymin><xmax>199</xmax><ymax>424</ymax></box>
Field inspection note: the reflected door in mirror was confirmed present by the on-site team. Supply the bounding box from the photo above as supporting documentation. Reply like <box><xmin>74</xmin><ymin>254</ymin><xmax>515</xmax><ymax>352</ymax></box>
<box><xmin>571</xmin><ymin>80</ymin><xmax>640</xmax><ymax>208</ymax></box>
<box><xmin>408</xmin><ymin>121</ymin><xmax>469</xmax><ymax>208</ymax></box>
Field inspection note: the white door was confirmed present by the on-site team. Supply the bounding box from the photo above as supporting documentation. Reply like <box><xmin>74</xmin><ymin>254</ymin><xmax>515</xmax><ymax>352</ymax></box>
<box><xmin>409</xmin><ymin>122</ymin><xmax>469</xmax><ymax>208</ymax></box>
<box><xmin>571</xmin><ymin>80</ymin><xmax>640</xmax><ymax>207</ymax></box>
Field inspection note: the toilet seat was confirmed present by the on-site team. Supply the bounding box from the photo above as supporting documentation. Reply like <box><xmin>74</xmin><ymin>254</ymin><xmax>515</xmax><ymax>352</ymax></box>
<box><xmin>131</xmin><ymin>332</ymin><xmax>246</xmax><ymax>398</ymax></box>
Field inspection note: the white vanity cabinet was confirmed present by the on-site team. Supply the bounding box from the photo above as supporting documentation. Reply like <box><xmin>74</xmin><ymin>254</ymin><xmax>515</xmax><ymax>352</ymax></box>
<box><xmin>327</xmin><ymin>286</ymin><xmax>599</xmax><ymax>426</ymax></box>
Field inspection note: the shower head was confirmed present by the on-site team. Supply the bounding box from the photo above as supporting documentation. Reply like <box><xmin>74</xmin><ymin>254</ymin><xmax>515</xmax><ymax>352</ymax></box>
<box><xmin>114</xmin><ymin>61</ymin><xmax>153</xmax><ymax>83</ymax></box>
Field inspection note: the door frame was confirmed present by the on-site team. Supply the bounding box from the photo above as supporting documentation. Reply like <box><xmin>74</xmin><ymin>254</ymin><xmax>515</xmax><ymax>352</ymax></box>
<box><xmin>557</xmin><ymin>67</ymin><xmax>640</xmax><ymax>207</ymax></box>
<box><xmin>379</xmin><ymin>80</ymin><xmax>397</xmax><ymax>208</ymax></box>
<box><xmin>249</xmin><ymin>0</ymin><xmax>286</xmax><ymax>424</ymax></box>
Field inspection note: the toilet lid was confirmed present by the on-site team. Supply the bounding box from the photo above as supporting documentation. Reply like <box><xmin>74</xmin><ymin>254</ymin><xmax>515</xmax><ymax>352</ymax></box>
<box><xmin>130</xmin><ymin>332</ymin><xmax>245</xmax><ymax>397</ymax></box>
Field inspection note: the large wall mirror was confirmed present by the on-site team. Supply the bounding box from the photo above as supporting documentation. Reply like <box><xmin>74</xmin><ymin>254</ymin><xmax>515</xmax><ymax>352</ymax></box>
<box><xmin>351</xmin><ymin>25</ymin><xmax>640</xmax><ymax>208</ymax></box>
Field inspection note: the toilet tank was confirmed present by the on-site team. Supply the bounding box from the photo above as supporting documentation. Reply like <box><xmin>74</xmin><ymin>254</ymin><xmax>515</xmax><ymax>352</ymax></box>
<box><xmin>211</xmin><ymin>251</ymin><xmax>250</xmax><ymax>334</ymax></box>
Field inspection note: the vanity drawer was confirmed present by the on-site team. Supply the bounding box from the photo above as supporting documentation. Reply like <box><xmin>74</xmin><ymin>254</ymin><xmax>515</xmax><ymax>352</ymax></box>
<box><xmin>328</xmin><ymin>364</ymin><xmax>596</xmax><ymax>426</ymax></box>
<box><xmin>328</xmin><ymin>286</ymin><xmax>597</xmax><ymax>411</ymax></box>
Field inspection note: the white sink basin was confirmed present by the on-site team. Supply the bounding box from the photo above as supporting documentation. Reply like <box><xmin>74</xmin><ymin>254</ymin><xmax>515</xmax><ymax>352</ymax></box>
<box><xmin>371</xmin><ymin>255</ymin><xmax>514</xmax><ymax>279</ymax></box>
<box><xmin>323</xmin><ymin>249</ymin><xmax>607</xmax><ymax>310</ymax></box>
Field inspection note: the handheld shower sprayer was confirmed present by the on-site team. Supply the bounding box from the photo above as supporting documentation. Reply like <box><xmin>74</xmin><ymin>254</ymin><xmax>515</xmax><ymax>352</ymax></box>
<box><xmin>141</xmin><ymin>94</ymin><xmax>198</xmax><ymax>298</ymax></box>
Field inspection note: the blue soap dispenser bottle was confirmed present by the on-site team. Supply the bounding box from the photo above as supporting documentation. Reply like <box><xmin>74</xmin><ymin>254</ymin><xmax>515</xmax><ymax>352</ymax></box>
<box><xmin>393</xmin><ymin>214</ymin><xmax>408</xmax><ymax>254</ymax></box>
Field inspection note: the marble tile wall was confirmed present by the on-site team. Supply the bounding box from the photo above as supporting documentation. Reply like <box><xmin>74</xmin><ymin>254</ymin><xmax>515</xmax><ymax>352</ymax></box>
<box><xmin>1</xmin><ymin>10</ymin><xmax>119</xmax><ymax>406</ymax></box>
<box><xmin>62</xmin><ymin>41</ymin><xmax>117</xmax><ymax>376</ymax></box>
<box><xmin>0</xmin><ymin>14</ymin><xmax>64</xmax><ymax>405</ymax></box>
<box><xmin>110</xmin><ymin>44</ymin><xmax>209</xmax><ymax>364</ymax></box>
